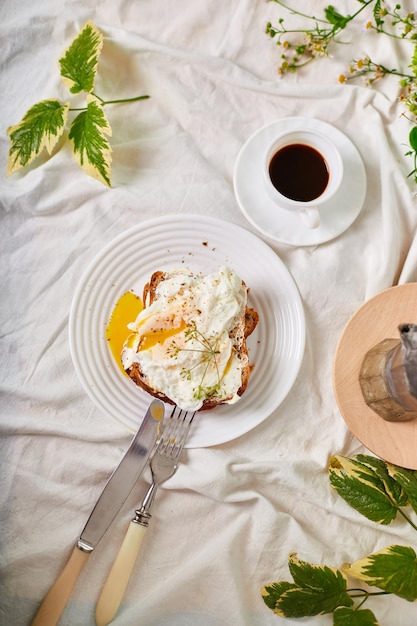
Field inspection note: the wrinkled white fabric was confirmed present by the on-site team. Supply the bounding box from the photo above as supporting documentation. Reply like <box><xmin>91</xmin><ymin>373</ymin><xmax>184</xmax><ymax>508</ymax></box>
<box><xmin>1</xmin><ymin>1</ymin><xmax>417</xmax><ymax>625</ymax></box>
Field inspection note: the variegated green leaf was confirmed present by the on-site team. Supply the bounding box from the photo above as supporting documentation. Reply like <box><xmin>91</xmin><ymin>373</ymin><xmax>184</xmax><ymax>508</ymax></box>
<box><xmin>356</xmin><ymin>455</ymin><xmax>408</xmax><ymax>508</ymax></box>
<box><xmin>59</xmin><ymin>21</ymin><xmax>103</xmax><ymax>94</ymax></box>
<box><xmin>329</xmin><ymin>455</ymin><xmax>399</xmax><ymax>525</ymax></box>
<box><xmin>7</xmin><ymin>99</ymin><xmax>69</xmax><ymax>175</ymax></box>
<box><xmin>333</xmin><ymin>605</ymin><xmax>379</xmax><ymax>626</ymax></box>
<box><xmin>284</xmin><ymin>554</ymin><xmax>352</xmax><ymax>616</ymax></box>
<box><xmin>270</xmin><ymin>585</ymin><xmax>350</xmax><ymax>618</ymax></box>
<box><xmin>68</xmin><ymin>95</ymin><xmax>112</xmax><ymax>186</ymax></box>
<box><xmin>261</xmin><ymin>581</ymin><xmax>295</xmax><ymax>612</ymax></box>
<box><xmin>386</xmin><ymin>463</ymin><xmax>417</xmax><ymax>514</ymax></box>
<box><xmin>345</xmin><ymin>545</ymin><xmax>417</xmax><ymax>602</ymax></box>
<box><xmin>261</xmin><ymin>554</ymin><xmax>352</xmax><ymax>617</ymax></box>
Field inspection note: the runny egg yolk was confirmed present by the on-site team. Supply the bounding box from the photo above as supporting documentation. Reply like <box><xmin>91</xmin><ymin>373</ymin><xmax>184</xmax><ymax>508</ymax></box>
<box><xmin>106</xmin><ymin>291</ymin><xmax>143</xmax><ymax>376</ymax></box>
<box><xmin>138</xmin><ymin>319</ymin><xmax>186</xmax><ymax>351</ymax></box>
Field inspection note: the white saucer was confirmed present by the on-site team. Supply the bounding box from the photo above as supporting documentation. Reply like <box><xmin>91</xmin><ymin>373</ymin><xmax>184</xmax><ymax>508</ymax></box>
<box><xmin>233</xmin><ymin>117</ymin><xmax>367</xmax><ymax>246</ymax></box>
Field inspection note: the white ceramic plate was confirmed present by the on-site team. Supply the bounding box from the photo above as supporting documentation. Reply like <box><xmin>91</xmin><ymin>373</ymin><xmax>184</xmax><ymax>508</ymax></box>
<box><xmin>233</xmin><ymin>117</ymin><xmax>367</xmax><ymax>246</ymax></box>
<box><xmin>69</xmin><ymin>215</ymin><xmax>305</xmax><ymax>447</ymax></box>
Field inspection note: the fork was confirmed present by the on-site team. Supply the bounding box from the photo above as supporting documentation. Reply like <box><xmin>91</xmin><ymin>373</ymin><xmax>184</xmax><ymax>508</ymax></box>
<box><xmin>95</xmin><ymin>406</ymin><xmax>195</xmax><ymax>626</ymax></box>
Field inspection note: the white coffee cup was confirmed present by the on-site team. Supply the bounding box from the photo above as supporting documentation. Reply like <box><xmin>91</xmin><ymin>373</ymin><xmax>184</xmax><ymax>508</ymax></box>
<box><xmin>264</xmin><ymin>129</ymin><xmax>343</xmax><ymax>229</ymax></box>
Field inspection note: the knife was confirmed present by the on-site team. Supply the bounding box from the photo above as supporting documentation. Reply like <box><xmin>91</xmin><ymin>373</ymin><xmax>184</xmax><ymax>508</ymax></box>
<box><xmin>31</xmin><ymin>399</ymin><xmax>165</xmax><ymax>626</ymax></box>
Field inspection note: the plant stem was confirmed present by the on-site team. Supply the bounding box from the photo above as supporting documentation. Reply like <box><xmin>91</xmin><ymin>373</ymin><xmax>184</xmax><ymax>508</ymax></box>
<box><xmin>377</xmin><ymin>66</ymin><xmax>414</xmax><ymax>80</ymax></box>
<box><xmin>347</xmin><ymin>0</ymin><xmax>376</xmax><ymax>23</ymax></box>
<box><xmin>271</xmin><ymin>0</ymin><xmax>375</xmax><ymax>36</ymax></box>
<box><xmin>68</xmin><ymin>94</ymin><xmax>150</xmax><ymax>112</ymax></box>
<box><xmin>370</xmin><ymin>25</ymin><xmax>416</xmax><ymax>41</ymax></box>
<box><xmin>347</xmin><ymin>587</ymin><xmax>391</xmax><ymax>612</ymax></box>
<box><xmin>271</xmin><ymin>0</ymin><xmax>328</xmax><ymax>24</ymax></box>
<box><xmin>348</xmin><ymin>588</ymin><xmax>391</xmax><ymax>597</ymax></box>
<box><xmin>398</xmin><ymin>507</ymin><xmax>417</xmax><ymax>531</ymax></box>
<box><xmin>101</xmin><ymin>95</ymin><xmax>150</xmax><ymax>105</ymax></box>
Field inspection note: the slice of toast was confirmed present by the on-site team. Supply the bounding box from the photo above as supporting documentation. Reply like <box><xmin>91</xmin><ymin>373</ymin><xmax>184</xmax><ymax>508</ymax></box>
<box><xmin>122</xmin><ymin>268</ymin><xmax>258</xmax><ymax>411</ymax></box>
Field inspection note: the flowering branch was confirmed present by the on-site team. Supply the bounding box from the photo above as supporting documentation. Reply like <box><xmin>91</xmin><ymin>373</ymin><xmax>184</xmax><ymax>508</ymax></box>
<box><xmin>266</xmin><ymin>0</ymin><xmax>375</xmax><ymax>74</ymax></box>
<box><xmin>266</xmin><ymin>1</ymin><xmax>417</xmax><ymax>183</ymax></box>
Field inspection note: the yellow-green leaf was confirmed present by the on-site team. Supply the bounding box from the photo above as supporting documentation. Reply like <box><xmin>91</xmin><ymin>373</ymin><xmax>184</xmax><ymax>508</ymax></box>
<box><xmin>355</xmin><ymin>454</ymin><xmax>408</xmax><ymax>508</ymax></box>
<box><xmin>329</xmin><ymin>455</ymin><xmax>400</xmax><ymax>525</ymax></box>
<box><xmin>261</xmin><ymin>581</ymin><xmax>295</xmax><ymax>612</ymax></box>
<box><xmin>386</xmin><ymin>463</ymin><xmax>417</xmax><ymax>514</ymax></box>
<box><xmin>345</xmin><ymin>545</ymin><xmax>417</xmax><ymax>602</ymax></box>
<box><xmin>68</xmin><ymin>95</ymin><xmax>112</xmax><ymax>186</ymax></box>
<box><xmin>7</xmin><ymin>99</ymin><xmax>69</xmax><ymax>176</ymax></box>
<box><xmin>334</xmin><ymin>605</ymin><xmax>379</xmax><ymax>626</ymax></box>
<box><xmin>261</xmin><ymin>554</ymin><xmax>352</xmax><ymax>617</ymax></box>
<box><xmin>59</xmin><ymin>21</ymin><xmax>103</xmax><ymax>94</ymax></box>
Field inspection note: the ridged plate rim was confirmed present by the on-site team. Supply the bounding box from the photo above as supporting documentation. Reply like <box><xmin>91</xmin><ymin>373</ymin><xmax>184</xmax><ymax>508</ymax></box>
<box><xmin>69</xmin><ymin>214</ymin><xmax>305</xmax><ymax>447</ymax></box>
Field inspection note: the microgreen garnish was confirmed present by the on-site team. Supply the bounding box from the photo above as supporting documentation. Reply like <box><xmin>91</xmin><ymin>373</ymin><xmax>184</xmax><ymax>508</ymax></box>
<box><xmin>167</xmin><ymin>321</ymin><xmax>224</xmax><ymax>401</ymax></box>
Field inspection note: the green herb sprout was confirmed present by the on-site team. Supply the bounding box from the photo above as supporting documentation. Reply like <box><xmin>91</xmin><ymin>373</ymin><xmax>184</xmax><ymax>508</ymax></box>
<box><xmin>167</xmin><ymin>321</ymin><xmax>224</xmax><ymax>401</ymax></box>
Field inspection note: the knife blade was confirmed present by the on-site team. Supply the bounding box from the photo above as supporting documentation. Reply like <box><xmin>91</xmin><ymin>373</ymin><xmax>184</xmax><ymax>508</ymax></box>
<box><xmin>78</xmin><ymin>398</ymin><xmax>164</xmax><ymax>552</ymax></box>
<box><xmin>31</xmin><ymin>399</ymin><xmax>165</xmax><ymax>626</ymax></box>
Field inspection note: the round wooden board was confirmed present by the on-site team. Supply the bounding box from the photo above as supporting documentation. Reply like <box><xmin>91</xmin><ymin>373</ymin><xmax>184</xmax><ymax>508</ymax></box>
<box><xmin>333</xmin><ymin>283</ymin><xmax>417</xmax><ymax>469</ymax></box>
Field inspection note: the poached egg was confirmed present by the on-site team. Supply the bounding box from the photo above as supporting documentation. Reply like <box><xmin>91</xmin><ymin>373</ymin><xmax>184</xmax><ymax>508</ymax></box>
<box><xmin>121</xmin><ymin>266</ymin><xmax>248</xmax><ymax>411</ymax></box>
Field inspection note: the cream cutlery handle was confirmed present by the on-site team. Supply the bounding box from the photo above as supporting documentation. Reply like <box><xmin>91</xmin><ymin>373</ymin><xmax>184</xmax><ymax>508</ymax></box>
<box><xmin>95</xmin><ymin>521</ymin><xmax>147</xmax><ymax>626</ymax></box>
<box><xmin>31</xmin><ymin>546</ymin><xmax>90</xmax><ymax>626</ymax></box>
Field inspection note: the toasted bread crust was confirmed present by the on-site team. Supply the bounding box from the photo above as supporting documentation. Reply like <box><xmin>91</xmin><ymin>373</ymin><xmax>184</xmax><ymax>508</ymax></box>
<box><xmin>126</xmin><ymin>270</ymin><xmax>258</xmax><ymax>411</ymax></box>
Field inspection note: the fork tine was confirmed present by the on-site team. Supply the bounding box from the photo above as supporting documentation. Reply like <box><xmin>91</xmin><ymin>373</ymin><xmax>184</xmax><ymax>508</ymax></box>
<box><xmin>153</xmin><ymin>407</ymin><xmax>179</xmax><ymax>451</ymax></box>
<box><xmin>172</xmin><ymin>408</ymin><xmax>195</xmax><ymax>457</ymax></box>
<box><xmin>158</xmin><ymin>406</ymin><xmax>195</xmax><ymax>458</ymax></box>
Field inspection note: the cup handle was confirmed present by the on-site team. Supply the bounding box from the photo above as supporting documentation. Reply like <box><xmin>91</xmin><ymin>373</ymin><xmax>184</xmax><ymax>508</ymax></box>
<box><xmin>299</xmin><ymin>207</ymin><xmax>320</xmax><ymax>229</ymax></box>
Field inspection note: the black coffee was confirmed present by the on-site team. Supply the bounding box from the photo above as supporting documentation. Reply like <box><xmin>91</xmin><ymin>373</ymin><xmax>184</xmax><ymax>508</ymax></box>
<box><xmin>269</xmin><ymin>143</ymin><xmax>329</xmax><ymax>202</ymax></box>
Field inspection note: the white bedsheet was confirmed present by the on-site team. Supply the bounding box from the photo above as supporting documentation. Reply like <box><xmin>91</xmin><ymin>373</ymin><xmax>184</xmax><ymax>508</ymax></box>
<box><xmin>1</xmin><ymin>1</ymin><xmax>417</xmax><ymax>625</ymax></box>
